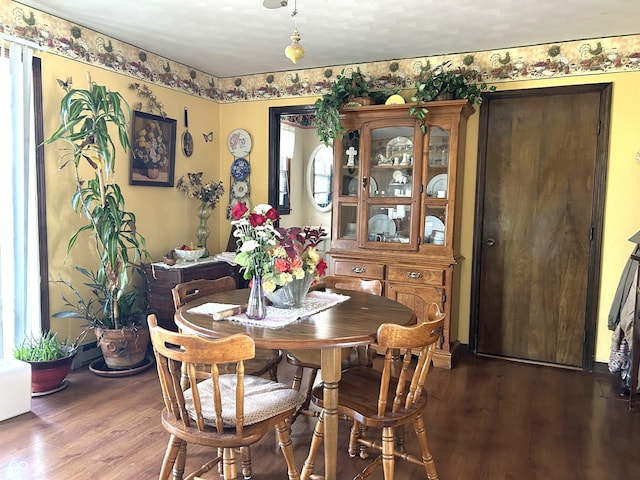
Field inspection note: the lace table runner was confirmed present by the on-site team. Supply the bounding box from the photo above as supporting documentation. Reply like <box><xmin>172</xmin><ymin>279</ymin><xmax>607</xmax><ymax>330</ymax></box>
<box><xmin>188</xmin><ymin>291</ymin><xmax>350</xmax><ymax>329</ymax></box>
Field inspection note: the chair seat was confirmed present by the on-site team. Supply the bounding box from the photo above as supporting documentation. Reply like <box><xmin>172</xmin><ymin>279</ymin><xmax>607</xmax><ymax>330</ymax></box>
<box><xmin>186</xmin><ymin>375</ymin><xmax>305</xmax><ymax>427</ymax></box>
<box><xmin>311</xmin><ymin>366</ymin><xmax>428</xmax><ymax>427</ymax></box>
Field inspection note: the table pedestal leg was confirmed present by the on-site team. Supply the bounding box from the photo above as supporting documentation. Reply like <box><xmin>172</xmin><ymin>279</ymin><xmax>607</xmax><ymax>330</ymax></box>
<box><xmin>320</xmin><ymin>347</ymin><xmax>341</xmax><ymax>480</ymax></box>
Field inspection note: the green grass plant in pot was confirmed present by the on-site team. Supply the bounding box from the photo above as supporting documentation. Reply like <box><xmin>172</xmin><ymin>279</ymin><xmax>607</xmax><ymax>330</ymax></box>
<box><xmin>46</xmin><ymin>75</ymin><xmax>152</xmax><ymax>371</ymax></box>
<box><xmin>14</xmin><ymin>330</ymin><xmax>87</xmax><ymax>394</ymax></box>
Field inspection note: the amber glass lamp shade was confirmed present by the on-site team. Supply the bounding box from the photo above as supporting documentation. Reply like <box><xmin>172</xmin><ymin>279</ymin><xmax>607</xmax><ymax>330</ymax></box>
<box><xmin>284</xmin><ymin>28</ymin><xmax>305</xmax><ymax>63</ymax></box>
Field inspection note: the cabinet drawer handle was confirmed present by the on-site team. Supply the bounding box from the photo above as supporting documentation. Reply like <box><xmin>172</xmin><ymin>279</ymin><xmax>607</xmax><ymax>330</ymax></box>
<box><xmin>407</xmin><ymin>271</ymin><xmax>423</xmax><ymax>279</ymax></box>
<box><xmin>352</xmin><ymin>267</ymin><xmax>366</xmax><ymax>274</ymax></box>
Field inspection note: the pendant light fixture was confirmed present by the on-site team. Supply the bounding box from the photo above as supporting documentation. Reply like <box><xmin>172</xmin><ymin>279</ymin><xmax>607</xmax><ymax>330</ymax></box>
<box><xmin>284</xmin><ymin>0</ymin><xmax>305</xmax><ymax>63</ymax></box>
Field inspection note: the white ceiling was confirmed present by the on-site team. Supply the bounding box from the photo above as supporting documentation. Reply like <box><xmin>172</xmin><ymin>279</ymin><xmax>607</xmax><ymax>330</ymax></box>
<box><xmin>15</xmin><ymin>0</ymin><xmax>640</xmax><ymax>78</ymax></box>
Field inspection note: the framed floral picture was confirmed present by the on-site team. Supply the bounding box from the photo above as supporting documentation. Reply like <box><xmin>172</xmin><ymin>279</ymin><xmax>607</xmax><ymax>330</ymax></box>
<box><xmin>130</xmin><ymin>110</ymin><xmax>177</xmax><ymax>186</ymax></box>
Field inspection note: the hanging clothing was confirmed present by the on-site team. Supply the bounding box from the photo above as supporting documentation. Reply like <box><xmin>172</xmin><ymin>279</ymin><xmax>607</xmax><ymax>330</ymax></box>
<box><xmin>607</xmin><ymin>231</ymin><xmax>640</xmax><ymax>332</ymax></box>
<box><xmin>608</xmin><ymin>230</ymin><xmax>640</xmax><ymax>388</ymax></box>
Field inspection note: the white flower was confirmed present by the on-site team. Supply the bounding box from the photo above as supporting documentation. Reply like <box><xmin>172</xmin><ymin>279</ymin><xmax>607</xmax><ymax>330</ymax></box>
<box><xmin>239</xmin><ymin>239</ymin><xmax>259</xmax><ymax>252</ymax></box>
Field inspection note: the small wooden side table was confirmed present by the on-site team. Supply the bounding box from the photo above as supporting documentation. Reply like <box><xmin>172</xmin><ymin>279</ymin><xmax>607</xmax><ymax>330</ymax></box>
<box><xmin>144</xmin><ymin>258</ymin><xmax>241</xmax><ymax>331</ymax></box>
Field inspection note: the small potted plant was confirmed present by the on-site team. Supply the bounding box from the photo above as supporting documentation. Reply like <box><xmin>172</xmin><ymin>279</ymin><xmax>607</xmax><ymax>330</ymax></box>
<box><xmin>314</xmin><ymin>68</ymin><xmax>371</xmax><ymax>146</ymax></box>
<box><xmin>409</xmin><ymin>61</ymin><xmax>496</xmax><ymax>133</ymax></box>
<box><xmin>14</xmin><ymin>330</ymin><xmax>88</xmax><ymax>394</ymax></box>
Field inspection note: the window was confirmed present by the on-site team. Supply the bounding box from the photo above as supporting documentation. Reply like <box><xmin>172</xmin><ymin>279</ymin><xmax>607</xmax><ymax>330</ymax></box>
<box><xmin>0</xmin><ymin>40</ymin><xmax>47</xmax><ymax>357</ymax></box>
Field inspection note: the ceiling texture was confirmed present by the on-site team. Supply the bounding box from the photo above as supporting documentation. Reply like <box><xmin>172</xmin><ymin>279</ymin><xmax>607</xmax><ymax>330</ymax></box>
<box><xmin>14</xmin><ymin>0</ymin><xmax>640</xmax><ymax>78</ymax></box>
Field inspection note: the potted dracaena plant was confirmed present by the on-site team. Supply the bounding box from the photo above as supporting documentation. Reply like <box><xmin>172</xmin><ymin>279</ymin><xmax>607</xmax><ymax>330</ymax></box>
<box><xmin>46</xmin><ymin>75</ymin><xmax>152</xmax><ymax>371</ymax></box>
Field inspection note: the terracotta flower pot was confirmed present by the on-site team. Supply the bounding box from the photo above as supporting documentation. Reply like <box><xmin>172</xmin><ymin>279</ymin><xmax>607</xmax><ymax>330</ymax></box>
<box><xmin>95</xmin><ymin>326</ymin><xmax>150</xmax><ymax>370</ymax></box>
<box><xmin>29</xmin><ymin>352</ymin><xmax>75</xmax><ymax>393</ymax></box>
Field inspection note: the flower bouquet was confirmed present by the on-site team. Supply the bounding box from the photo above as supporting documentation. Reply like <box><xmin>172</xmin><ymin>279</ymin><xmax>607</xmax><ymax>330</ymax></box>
<box><xmin>231</xmin><ymin>202</ymin><xmax>328</xmax><ymax>314</ymax></box>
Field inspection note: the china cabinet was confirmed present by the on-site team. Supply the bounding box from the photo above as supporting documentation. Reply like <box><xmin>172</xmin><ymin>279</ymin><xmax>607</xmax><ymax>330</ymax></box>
<box><xmin>328</xmin><ymin>100</ymin><xmax>474</xmax><ymax>368</ymax></box>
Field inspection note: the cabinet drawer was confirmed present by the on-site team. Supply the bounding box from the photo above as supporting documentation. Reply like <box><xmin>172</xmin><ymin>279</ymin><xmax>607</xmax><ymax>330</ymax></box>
<box><xmin>333</xmin><ymin>260</ymin><xmax>385</xmax><ymax>280</ymax></box>
<box><xmin>387</xmin><ymin>265</ymin><xmax>445</xmax><ymax>286</ymax></box>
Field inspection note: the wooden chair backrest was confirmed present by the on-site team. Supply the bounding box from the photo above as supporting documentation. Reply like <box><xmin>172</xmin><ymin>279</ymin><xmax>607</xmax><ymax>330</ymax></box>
<box><xmin>171</xmin><ymin>276</ymin><xmax>237</xmax><ymax>309</ymax></box>
<box><xmin>148</xmin><ymin>314</ymin><xmax>255</xmax><ymax>434</ymax></box>
<box><xmin>375</xmin><ymin>303</ymin><xmax>445</xmax><ymax>416</ymax></box>
<box><xmin>312</xmin><ymin>275</ymin><xmax>383</xmax><ymax>296</ymax></box>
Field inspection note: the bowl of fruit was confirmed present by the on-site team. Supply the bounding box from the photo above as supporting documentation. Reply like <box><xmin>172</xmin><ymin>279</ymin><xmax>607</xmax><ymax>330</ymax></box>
<box><xmin>174</xmin><ymin>244</ymin><xmax>205</xmax><ymax>262</ymax></box>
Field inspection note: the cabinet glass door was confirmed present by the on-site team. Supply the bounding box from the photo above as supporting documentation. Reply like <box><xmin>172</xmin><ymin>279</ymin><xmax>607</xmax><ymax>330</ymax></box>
<box><xmin>424</xmin><ymin>125</ymin><xmax>451</xmax><ymax>246</ymax></box>
<box><xmin>338</xmin><ymin>129</ymin><xmax>361</xmax><ymax>197</ymax></box>
<box><xmin>337</xmin><ymin>203</ymin><xmax>358</xmax><ymax>240</ymax></box>
<box><xmin>366</xmin><ymin>204</ymin><xmax>412</xmax><ymax>245</ymax></box>
<box><xmin>363</xmin><ymin>123</ymin><xmax>418</xmax><ymax>249</ymax></box>
<box><xmin>368</xmin><ymin>126</ymin><xmax>415</xmax><ymax>199</ymax></box>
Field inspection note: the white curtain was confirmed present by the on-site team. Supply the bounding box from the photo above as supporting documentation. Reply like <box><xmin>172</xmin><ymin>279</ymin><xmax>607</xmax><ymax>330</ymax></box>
<box><xmin>0</xmin><ymin>40</ymin><xmax>41</xmax><ymax>358</ymax></box>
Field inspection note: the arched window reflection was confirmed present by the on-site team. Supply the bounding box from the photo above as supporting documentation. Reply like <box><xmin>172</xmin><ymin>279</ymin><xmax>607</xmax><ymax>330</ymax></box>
<box><xmin>306</xmin><ymin>144</ymin><xmax>333</xmax><ymax>212</ymax></box>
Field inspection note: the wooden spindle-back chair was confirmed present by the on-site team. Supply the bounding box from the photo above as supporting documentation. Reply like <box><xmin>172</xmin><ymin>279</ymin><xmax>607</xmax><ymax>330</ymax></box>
<box><xmin>148</xmin><ymin>314</ymin><xmax>304</xmax><ymax>480</ymax></box>
<box><xmin>301</xmin><ymin>303</ymin><xmax>445</xmax><ymax>480</ymax></box>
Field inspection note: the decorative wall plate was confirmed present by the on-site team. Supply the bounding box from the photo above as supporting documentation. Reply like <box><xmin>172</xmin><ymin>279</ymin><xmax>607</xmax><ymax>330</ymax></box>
<box><xmin>228</xmin><ymin>129</ymin><xmax>252</xmax><ymax>156</ymax></box>
<box><xmin>231</xmin><ymin>180</ymin><xmax>250</xmax><ymax>199</ymax></box>
<box><xmin>182</xmin><ymin>130</ymin><xmax>193</xmax><ymax>157</ymax></box>
<box><xmin>231</xmin><ymin>157</ymin><xmax>251</xmax><ymax>180</ymax></box>
<box><xmin>182</xmin><ymin>107</ymin><xmax>193</xmax><ymax>157</ymax></box>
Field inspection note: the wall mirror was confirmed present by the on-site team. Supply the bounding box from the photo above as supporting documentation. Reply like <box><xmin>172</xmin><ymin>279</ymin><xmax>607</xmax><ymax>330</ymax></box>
<box><xmin>268</xmin><ymin>105</ymin><xmax>318</xmax><ymax>217</ymax></box>
<box><xmin>268</xmin><ymin>105</ymin><xmax>333</xmax><ymax>269</ymax></box>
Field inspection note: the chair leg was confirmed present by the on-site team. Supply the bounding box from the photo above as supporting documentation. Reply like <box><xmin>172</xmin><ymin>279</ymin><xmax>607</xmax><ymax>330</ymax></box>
<box><xmin>394</xmin><ymin>425</ymin><xmax>406</xmax><ymax>453</ymax></box>
<box><xmin>381</xmin><ymin>426</ymin><xmax>396</xmax><ymax>480</ymax></box>
<box><xmin>173</xmin><ymin>440</ymin><xmax>187</xmax><ymax>480</ymax></box>
<box><xmin>301</xmin><ymin>410</ymin><xmax>324</xmax><ymax>480</ymax></box>
<box><xmin>348</xmin><ymin>419</ymin><xmax>362</xmax><ymax>457</ymax></box>
<box><xmin>159</xmin><ymin>434</ymin><xmax>182</xmax><ymax>480</ymax></box>
<box><xmin>291</xmin><ymin>365</ymin><xmax>304</xmax><ymax>391</ymax></box>
<box><xmin>301</xmin><ymin>367</ymin><xmax>319</xmax><ymax>412</ymax></box>
<box><xmin>240</xmin><ymin>446</ymin><xmax>252</xmax><ymax>479</ymax></box>
<box><xmin>354</xmin><ymin>456</ymin><xmax>382</xmax><ymax>480</ymax></box>
<box><xmin>359</xmin><ymin>424</ymin><xmax>370</xmax><ymax>459</ymax></box>
<box><xmin>222</xmin><ymin>447</ymin><xmax>237</xmax><ymax>480</ymax></box>
<box><xmin>290</xmin><ymin>366</ymin><xmax>320</xmax><ymax>422</ymax></box>
<box><xmin>217</xmin><ymin>447</ymin><xmax>224</xmax><ymax>474</ymax></box>
<box><xmin>413</xmin><ymin>416</ymin><xmax>439</xmax><ymax>480</ymax></box>
<box><xmin>275</xmin><ymin>420</ymin><xmax>301</xmax><ymax>480</ymax></box>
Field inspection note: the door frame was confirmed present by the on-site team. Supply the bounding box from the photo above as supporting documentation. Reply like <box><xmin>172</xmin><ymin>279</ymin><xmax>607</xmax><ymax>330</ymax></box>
<box><xmin>470</xmin><ymin>84</ymin><xmax>612</xmax><ymax>371</ymax></box>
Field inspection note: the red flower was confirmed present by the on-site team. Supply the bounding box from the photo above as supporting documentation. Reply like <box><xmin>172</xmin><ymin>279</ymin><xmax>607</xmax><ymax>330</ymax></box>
<box><xmin>316</xmin><ymin>258</ymin><xmax>328</xmax><ymax>276</ymax></box>
<box><xmin>232</xmin><ymin>201</ymin><xmax>248</xmax><ymax>220</ymax></box>
<box><xmin>265</xmin><ymin>207</ymin><xmax>280</xmax><ymax>221</ymax></box>
<box><xmin>249</xmin><ymin>213</ymin><xmax>266</xmax><ymax>227</ymax></box>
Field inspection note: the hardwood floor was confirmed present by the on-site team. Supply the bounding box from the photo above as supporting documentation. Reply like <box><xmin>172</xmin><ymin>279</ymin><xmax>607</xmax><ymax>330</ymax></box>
<box><xmin>1</xmin><ymin>350</ymin><xmax>639</xmax><ymax>479</ymax></box>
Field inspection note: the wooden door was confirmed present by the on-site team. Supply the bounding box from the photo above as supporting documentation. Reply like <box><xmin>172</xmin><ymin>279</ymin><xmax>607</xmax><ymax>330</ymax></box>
<box><xmin>473</xmin><ymin>85</ymin><xmax>610</xmax><ymax>368</ymax></box>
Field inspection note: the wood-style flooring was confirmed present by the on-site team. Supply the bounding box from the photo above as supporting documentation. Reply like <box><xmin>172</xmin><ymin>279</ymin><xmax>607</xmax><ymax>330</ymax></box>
<box><xmin>1</xmin><ymin>350</ymin><xmax>639</xmax><ymax>479</ymax></box>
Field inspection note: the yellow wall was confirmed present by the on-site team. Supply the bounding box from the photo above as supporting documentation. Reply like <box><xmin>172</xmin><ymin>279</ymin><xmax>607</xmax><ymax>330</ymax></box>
<box><xmin>42</xmin><ymin>54</ymin><xmax>223</xmax><ymax>340</ymax></box>
<box><xmin>36</xmin><ymin>46</ymin><xmax>640</xmax><ymax>364</ymax></box>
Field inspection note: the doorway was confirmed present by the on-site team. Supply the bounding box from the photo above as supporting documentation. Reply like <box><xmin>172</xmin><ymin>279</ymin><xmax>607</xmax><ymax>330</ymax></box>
<box><xmin>471</xmin><ymin>84</ymin><xmax>611</xmax><ymax>369</ymax></box>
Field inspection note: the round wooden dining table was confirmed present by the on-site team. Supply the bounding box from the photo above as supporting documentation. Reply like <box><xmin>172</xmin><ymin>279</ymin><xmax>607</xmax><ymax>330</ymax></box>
<box><xmin>175</xmin><ymin>288</ymin><xmax>416</xmax><ymax>480</ymax></box>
